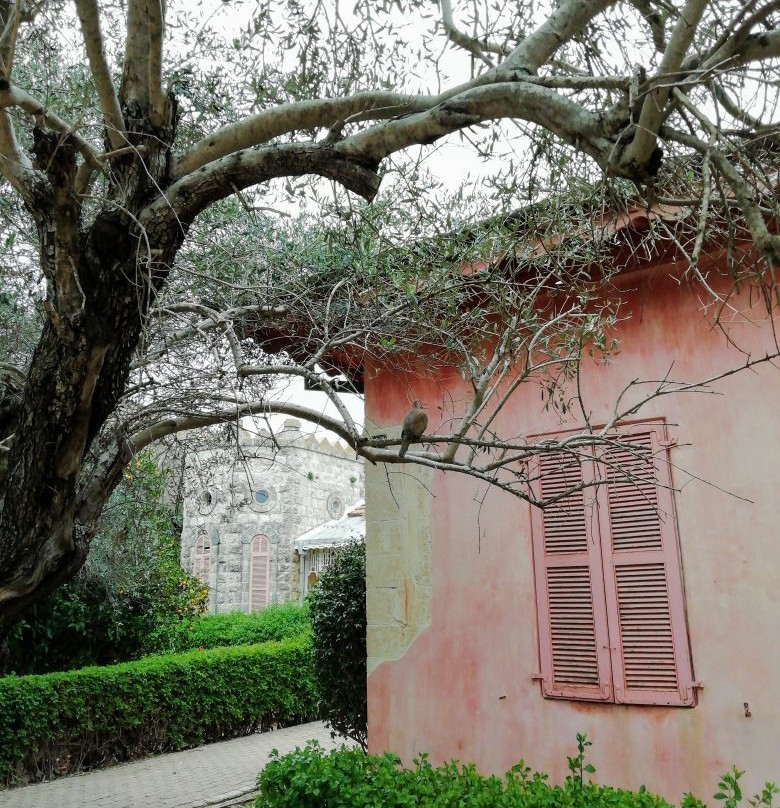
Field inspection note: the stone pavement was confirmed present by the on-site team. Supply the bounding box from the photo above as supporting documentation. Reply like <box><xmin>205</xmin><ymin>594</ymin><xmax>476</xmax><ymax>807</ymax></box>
<box><xmin>0</xmin><ymin>721</ymin><xmax>349</xmax><ymax>808</ymax></box>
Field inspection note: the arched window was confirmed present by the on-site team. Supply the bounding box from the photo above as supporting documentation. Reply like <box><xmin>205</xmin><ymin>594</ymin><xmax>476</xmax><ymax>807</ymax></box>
<box><xmin>193</xmin><ymin>533</ymin><xmax>211</xmax><ymax>584</ymax></box>
<box><xmin>249</xmin><ymin>535</ymin><xmax>271</xmax><ymax>612</ymax></box>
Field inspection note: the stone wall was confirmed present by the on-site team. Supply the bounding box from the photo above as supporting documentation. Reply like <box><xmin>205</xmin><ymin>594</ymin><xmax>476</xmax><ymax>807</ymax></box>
<box><xmin>365</xmin><ymin>432</ymin><xmax>433</xmax><ymax>676</ymax></box>
<box><xmin>181</xmin><ymin>419</ymin><xmax>364</xmax><ymax>613</ymax></box>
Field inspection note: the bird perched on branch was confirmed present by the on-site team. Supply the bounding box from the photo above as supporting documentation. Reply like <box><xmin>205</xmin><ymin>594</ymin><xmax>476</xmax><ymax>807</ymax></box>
<box><xmin>399</xmin><ymin>400</ymin><xmax>428</xmax><ymax>459</ymax></box>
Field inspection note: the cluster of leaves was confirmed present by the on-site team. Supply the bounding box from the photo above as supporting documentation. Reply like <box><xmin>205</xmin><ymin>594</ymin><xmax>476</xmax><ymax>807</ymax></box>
<box><xmin>0</xmin><ymin>281</ymin><xmax>39</xmax><ymax>371</ymax></box>
<box><xmin>257</xmin><ymin>740</ymin><xmax>780</xmax><ymax>808</ymax></box>
<box><xmin>0</xmin><ymin>636</ymin><xmax>316</xmax><ymax>786</ymax></box>
<box><xmin>147</xmin><ymin>602</ymin><xmax>311</xmax><ymax>655</ymax></box>
<box><xmin>257</xmin><ymin>739</ymin><xmax>673</xmax><ymax>808</ymax></box>
<box><xmin>307</xmin><ymin>541</ymin><xmax>367</xmax><ymax>749</ymax></box>
<box><xmin>711</xmin><ymin>768</ymin><xmax>779</xmax><ymax>808</ymax></box>
<box><xmin>3</xmin><ymin>456</ymin><xmax>207</xmax><ymax>674</ymax></box>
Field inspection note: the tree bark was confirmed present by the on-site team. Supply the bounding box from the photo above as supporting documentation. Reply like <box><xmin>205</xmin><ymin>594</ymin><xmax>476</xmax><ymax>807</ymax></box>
<box><xmin>0</xmin><ymin>90</ymin><xmax>184</xmax><ymax>638</ymax></box>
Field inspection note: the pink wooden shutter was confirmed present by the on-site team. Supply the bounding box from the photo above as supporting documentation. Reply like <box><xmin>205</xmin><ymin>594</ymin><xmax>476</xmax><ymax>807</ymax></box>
<box><xmin>249</xmin><ymin>535</ymin><xmax>270</xmax><ymax>612</ymax></box>
<box><xmin>530</xmin><ymin>452</ymin><xmax>612</xmax><ymax>701</ymax></box>
<box><xmin>193</xmin><ymin>534</ymin><xmax>211</xmax><ymax>583</ymax></box>
<box><xmin>598</xmin><ymin>428</ymin><xmax>696</xmax><ymax>706</ymax></box>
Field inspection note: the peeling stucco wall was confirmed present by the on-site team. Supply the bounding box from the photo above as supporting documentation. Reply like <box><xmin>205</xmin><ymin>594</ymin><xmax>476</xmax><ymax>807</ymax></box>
<box><xmin>365</xmin><ymin>421</ymin><xmax>434</xmax><ymax>675</ymax></box>
<box><xmin>364</xmin><ymin>266</ymin><xmax>780</xmax><ymax>799</ymax></box>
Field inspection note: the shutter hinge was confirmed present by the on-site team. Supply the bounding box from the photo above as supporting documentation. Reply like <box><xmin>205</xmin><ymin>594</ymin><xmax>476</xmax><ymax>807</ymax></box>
<box><xmin>531</xmin><ymin>673</ymin><xmax>544</xmax><ymax>681</ymax></box>
<box><xmin>691</xmin><ymin>681</ymin><xmax>704</xmax><ymax>689</ymax></box>
<box><xmin>659</xmin><ymin>438</ymin><xmax>677</xmax><ymax>448</ymax></box>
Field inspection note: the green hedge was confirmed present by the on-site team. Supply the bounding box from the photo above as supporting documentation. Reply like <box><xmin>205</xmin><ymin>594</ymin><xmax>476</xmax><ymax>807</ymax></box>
<box><xmin>0</xmin><ymin>636</ymin><xmax>316</xmax><ymax>786</ymax></box>
<box><xmin>148</xmin><ymin>602</ymin><xmax>311</xmax><ymax>654</ymax></box>
<box><xmin>256</xmin><ymin>742</ymin><xmax>680</xmax><ymax>808</ymax></box>
<box><xmin>308</xmin><ymin>541</ymin><xmax>366</xmax><ymax>749</ymax></box>
<box><xmin>257</xmin><ymin>742</ymin><xmax>779</xmax><ymax>808</ymax></box>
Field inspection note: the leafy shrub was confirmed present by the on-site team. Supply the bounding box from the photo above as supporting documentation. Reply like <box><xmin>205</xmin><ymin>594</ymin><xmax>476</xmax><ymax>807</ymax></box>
<box><xmin>307</xmin><ymin>540</ymin><xmax>366</xmax><ymax>749</ymax></box>
<box><xmin>258</xmin><ymin>739</ymin><xmax>780</xmax><ymax>808</ymax></box>
<box><xmin>256</xmin><ymin>740</ymin><xmax>678</xmax><ymax>808</ymax></box>
<box><xmin>147</xmin><ymin>602</ymin><xmax>311</xmax><ymax>655</ymax></box>
<box><xmin>0</xmin><ymin>636</ymin><xmax>316</xmax><ymax>786</ymax></box>
<box><xmin>3</xmin><ymin>455</ymin><xmax>206</xmax><ymax>674</ymax></box>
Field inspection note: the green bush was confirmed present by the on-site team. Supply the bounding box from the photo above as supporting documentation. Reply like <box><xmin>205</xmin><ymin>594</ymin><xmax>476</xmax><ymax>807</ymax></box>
<box><xmin>307</xmin><ymin>541</ymin><xmax>366</xmax><ymax>749</ymax></box>
<box><xmin>0</xmin><ymin>636</ymin><xmax>316</xmax><ymax>786</ymax></box>
<box><xmin>256</xmin><ymin>741</ymin><xmax>681</xmax><ymax>808</ymax></box>
<box><xmin>257</xmin><ymin>742</ymin><xmax>780</xmax><ymax>808</ymax></box>
<box><xmin>148</xmin><ymin>602</ymin><xmax>311</xmax><ymax>655</ymax></box>
<box><xmin>3</xmin><ymin>455</ymin><xmax>207</xmax><ymax>675</ymax></box>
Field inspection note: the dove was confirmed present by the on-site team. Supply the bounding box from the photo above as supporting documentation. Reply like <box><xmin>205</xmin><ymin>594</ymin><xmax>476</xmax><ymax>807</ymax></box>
<box><xmin>398</xmin><ymin>400</ymin><xmax>428</xmax><ymax>458</ymax></box>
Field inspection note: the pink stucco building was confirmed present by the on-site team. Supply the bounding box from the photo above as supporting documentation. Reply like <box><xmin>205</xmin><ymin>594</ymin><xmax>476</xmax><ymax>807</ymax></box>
<box><xmin>362</xmin><ymin>233</ymin><xmax>780</xmax><ymax>800</ymax></box>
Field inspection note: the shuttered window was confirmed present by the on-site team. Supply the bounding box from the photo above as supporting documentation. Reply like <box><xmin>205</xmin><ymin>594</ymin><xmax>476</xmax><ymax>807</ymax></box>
<box><xmin>193</xmin><ymin>533</ymin><xmax>211</xmax><ymax>584</ymax></box>
<box><xmin>249</xmin><ymin>535</ymin><xmax>270</xmax><ymax>612</ymax></box>
<box><xmin>529</xmin><ymin>424</ymin><xmax>696</xmax><ymax>707</ymax></box>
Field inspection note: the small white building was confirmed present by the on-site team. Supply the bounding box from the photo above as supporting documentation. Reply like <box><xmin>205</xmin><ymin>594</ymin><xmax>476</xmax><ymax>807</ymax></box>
<box><xmin>294</xmin><ymin>502</ymin><xmax>365</xmax><ymax>597</ymax></box>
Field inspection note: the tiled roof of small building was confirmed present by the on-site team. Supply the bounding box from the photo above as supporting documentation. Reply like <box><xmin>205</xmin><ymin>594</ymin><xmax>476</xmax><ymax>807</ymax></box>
<box><xmin>294</xmin><ymin>502</ymin><xmax>365</xmax><ymax>551</ymax></box>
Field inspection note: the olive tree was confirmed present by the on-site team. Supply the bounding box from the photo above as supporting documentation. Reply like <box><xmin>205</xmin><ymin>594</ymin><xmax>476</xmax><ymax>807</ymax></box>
<box><xmin>0</xmin><ymin>0</ymin><xmax>779</xmax><ymax>641</ymax></box>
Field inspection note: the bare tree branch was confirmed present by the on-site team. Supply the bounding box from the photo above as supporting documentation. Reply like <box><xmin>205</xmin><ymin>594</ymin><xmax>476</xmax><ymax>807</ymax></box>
<box><xmin>74</xmin><ymin>0</ymin><xmax>126</xmax><ymax>150</ymax></box>
<box><xmin>172</xmin><ymin>93</ymin><xmax>434</xmax><ymax>179</ymax></box>
<box><xmin>0</xmin><ymin>108</ymin><xmax>36</xmax><ymax>197</ymax></box>
<box><xmin>149</xmin><ymin>142</ymin><xmax>382</xmax><ymax>226</ymax></box>
<box><xmin>503</xmin><ymin>0</ymin><xmax>616</xmax><ymax>73</ymax></box>
<box><xmin>621</xmin><ymin>0</ymin><xmax>709</xmax><ymax>171</ymax></box>
<box><xmin>440</xmin><ymin>0</ymin><xmax>507</xmax><ymax>67</ymax></box>
<box><xmin>0</xmin><ymin>80</ymin><xmax>102</xmax><ymax>170</ymax></box>
<box><xmin>147</xmin><ymin>0</ymin><xmax>167</xmax><ymax>128</ymax></box>
<box><xmin>0</xmin><ymin>0</ymin><xmax>24</xmax><ymax>75</ymax></box>
<box><xmin>120</xmin><ymin>0</ymin><xmax>150</xmax><ymax>108</ymax></box>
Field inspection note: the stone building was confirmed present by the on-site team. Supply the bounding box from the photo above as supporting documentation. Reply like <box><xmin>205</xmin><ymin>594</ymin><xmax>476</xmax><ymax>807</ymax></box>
<box><xmin>180</xmin><ymin>419</ymin><xmax>364</xmax><ymax>613</ymax></box>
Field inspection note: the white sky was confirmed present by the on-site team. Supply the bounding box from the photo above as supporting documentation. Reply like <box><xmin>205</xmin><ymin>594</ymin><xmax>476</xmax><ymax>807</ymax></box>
<box><xmin>257</xmin><ymin>374</ymin><xmax>364</xmax><ymax>439</ymax></box>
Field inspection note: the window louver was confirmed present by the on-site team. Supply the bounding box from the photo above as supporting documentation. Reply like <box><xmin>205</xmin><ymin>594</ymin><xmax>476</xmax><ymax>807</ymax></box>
<box><xmin>539</xmin><ymin>454</ymin><xmax>589</xmax><ymax>554</ymax></box>
<box><xmin>531</xmin><ymin>453</ymin><xmax>611</xmax><ymax>700</ymax></box>
<box><xmin>548</xmin><ymin>566</ymin><xmax>600</xmax><ymax>685</ymax></box>
<box><xmin>530</xmin><ymin>423</ymin><xmax>696</xmax><ymax>707</ymax></box>
<box><xmin>193</xmin><ymin>534</ymin><xmax>211</xmax><ymax>584</ymax></box>
<box><xmin>249</xmin><ymin>535</ymin><xmax>270</xmax><ymax>612</ymax></box>
<box><xmin>614</xmin><ymin>563</ymin><xmax>678</xmax><ymax>691</ymax></box>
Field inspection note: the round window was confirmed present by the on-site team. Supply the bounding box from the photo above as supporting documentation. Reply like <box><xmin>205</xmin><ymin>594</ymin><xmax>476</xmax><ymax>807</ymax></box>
<box><xmin>326</xmin><ymin>493</ymin><xmax>344</xmax><ymax>520</ymax></box>
<box><xmin>248</xmin><ymin>484</ymin><xmax>277</xmax><ymax>513</ymax></box>
<box><xmin>198</xmin><ymin>488</ymin><xmax>217</xmax><ymax>515</ymax></box>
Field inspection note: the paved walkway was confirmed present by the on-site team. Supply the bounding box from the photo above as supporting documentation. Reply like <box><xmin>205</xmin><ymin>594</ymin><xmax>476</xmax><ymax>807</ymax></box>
<box><xmin>0</xmin><ymin>722</ymin><xmax>349</xmax><ymax>808</ymax></box>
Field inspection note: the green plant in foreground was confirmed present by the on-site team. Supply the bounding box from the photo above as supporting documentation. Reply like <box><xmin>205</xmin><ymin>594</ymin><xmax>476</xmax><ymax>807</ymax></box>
<box><xmin>567</xmin><ymin>731</ymin><xmax>596</xmax><ymax>787</ymax></box>
<box><xmin>749</xmin><ymin>781</ymin><xmax>780</xmax><ymax>808</ymax></box>
<box><xmin>255</xmin><ymin>738</ymin><xmax>672</xmax><ymax>808</ymax></box>
<box><xmin>715</xmin><ymin>768</ymin><xmax>780</xmax><ymax>808</ymax></box>
<box><xmin>717</xmin><ymin>768</ymin><xmax>746</xmax><ymax>808</ymax></box>
<box><xmin>256</xmin><ymin>736</ymin><xmax>778</xmax><ymax>808</ymax></box>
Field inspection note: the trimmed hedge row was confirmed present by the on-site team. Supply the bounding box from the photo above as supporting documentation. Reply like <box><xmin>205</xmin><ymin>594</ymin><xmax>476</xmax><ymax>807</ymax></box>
<box><xmin>152</xmin><ymin>602</ymin><xmax>311</xmax><ymax>654</ymax></box>
<box><xmin>256</xmin><ymin>742</ymin><xmax>679</xmax><ymax>808</ymax></box>
<box><xmin>0</xmin><ymin>636</ymin><xmax>317</xmax><ymax>787</ymax></box>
